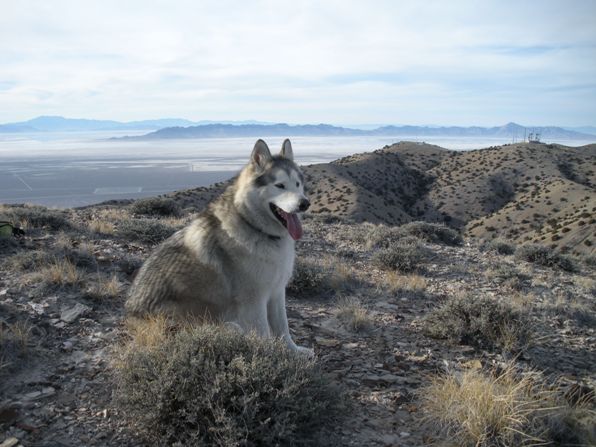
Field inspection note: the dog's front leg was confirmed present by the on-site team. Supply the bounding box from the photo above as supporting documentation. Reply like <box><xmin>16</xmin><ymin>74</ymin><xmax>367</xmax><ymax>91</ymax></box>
<box><xmin>268</xmin><ymin>290</ymin><xmax>314</xmax><ymax>357</ymax></box>
<box><xmin>227</xmin><ymin>300</ymin><xmax>271</xmax><ymax>338</ymax></box>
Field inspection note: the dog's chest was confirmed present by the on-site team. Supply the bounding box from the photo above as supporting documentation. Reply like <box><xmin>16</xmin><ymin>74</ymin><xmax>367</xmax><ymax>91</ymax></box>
<box><xmin>239</xmin><ymin>239</ymin><xmax>294</xmax><ymax>291</ymax></box>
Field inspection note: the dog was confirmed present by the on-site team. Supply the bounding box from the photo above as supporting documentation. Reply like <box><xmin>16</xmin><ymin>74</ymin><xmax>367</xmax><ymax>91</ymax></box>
<box><xmin>126</xmin><ymin>139</ymin><xmax>313</xmax><ymax>355</ymax></box>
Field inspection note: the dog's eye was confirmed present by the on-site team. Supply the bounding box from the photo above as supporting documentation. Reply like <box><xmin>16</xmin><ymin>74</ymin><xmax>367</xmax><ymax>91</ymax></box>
<box><xmin>275</xmin><ymin>183</ymin><xmax>285</xmax><ymax>189</ymax></box>
<box><xmin>296</xmin><ymin>182</ymin><xmax>300</xmax><ymax>187</ymax></box>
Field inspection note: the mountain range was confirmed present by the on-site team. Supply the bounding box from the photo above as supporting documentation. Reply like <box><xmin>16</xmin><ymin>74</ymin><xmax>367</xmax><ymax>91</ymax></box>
<box><xmin>0</xmin><ymin>116</ymin><xmax>594</xmax><ymax>140</ymax></box>
<box><xmin>0</xmin><ymin>116</ymin><xmax>274</xmax><ymax>133</ymax></box>
<box><xmin>121</xmin><ymin>122</ymin><xmax>594</xmax><ymax>140</ymax></box>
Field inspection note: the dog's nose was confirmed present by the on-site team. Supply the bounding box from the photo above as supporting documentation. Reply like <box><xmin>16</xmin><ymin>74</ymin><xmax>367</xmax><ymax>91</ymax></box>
<box><xmin>298</xmin><ymin>198</ymin><xmax>310</xmax><ymax>212</ymax></box>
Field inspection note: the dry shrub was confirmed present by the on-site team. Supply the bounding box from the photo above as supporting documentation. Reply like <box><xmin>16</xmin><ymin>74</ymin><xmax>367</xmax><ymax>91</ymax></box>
<box><xmin>420</xmin><ymin>365</ymin><xmax>595</xmax><ymax>447</ymax></box>
<box><xmin>2</xmin><ymin>204</ymin><xmax>72</xmax><ymax>231</ymax></box>
<box><xmin>118</xmin><ymin>218</ymin><xmax>176</xmax><ymax>245</ymax></box>
<box><xmin>131</xmin><ymin>197</ymin><xmax>181</xmax><ymax>217</ymax></box>
<box><xmin>9</xmin><ymin>250</ymin><xmax>52</xmax><ymax>271</ymax></box>
<box><xmin>335</xmin><ymin>297</ymin><xmax>373</xmax><ymax>331</ymax></box>
<box><xmin>422</xmin><ymin>294</ymin><xmax>530</xmax><ymax>353</ymax></box>
<box><xmin>397</xmin><ymin>221</ymin><xmax>463</xmax><ymax>246</ymax></box>
<box><xmin>372</xmin><ymin>238</ymin><xmax>432</xmax><ymax>273</ymax></box>
<box><xmin>287</xmin><ymin>257</ymin><xmax>335</xmax><ymax>298</ymax></box>
<box><xmin>515</xmin><ymin>244</ymin><xmax>577</xmax><ymax>272</ymax></box>
<box><xmin>487</xmin><ymin>238</ymin><xmax>516</xmax><ymax>255</ymax></box>
<box><xmin>486</xmin><ymin>264</ymin><xmax>529</xmax><ymax>290</ymax></box>
<box><xmin>113</xmin><ymin>322</ymin><xmax>342</xmax><ymax>446</ymax></box>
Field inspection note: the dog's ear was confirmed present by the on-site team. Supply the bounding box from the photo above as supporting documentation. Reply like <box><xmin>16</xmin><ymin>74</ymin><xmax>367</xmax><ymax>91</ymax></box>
<box><xmin>280</xmin><ymin>139</ymin><xmax>294</xmax><ymax>160</ymax></box>
<box><xmin>251</xmin><ymin>139</ymin><xmax>272</xmax><ymax>171</ymax></box>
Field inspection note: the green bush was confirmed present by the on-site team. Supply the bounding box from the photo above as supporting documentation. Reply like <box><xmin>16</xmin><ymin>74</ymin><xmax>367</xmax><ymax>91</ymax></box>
<box><xmin>515</xmin><ymin>244</ymin><xmax>577</xmax><ymax>272</ymax></box>
<box><xmin>113</xmin><ymin>324</ymin><xmax>342</xmax><ymax>446</ymax></box>
<box><xmin>118</xmin><ymin>219</ymin><xmax>176</xmax><ymax>245</ymax></box>
<box><xmin>131</xmin><ymin>197</ymin><xmax>181</xmax><ymax>217</ymax></box>
<box><xmin>422</xmin><ymin>294</ymin><xmax>530</xmax><ymax>352</ymax></box>
<box><xmin>372</xmin><ymin>239</ymin><xmax>432</xmax><ymax>273</ymax></box>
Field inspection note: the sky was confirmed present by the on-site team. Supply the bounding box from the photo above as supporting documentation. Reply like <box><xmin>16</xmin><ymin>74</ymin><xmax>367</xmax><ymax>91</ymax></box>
<box><xmin>1</xmin><ymin>0</ymin><xmax>595</xmax><ymax>127</ymax></box>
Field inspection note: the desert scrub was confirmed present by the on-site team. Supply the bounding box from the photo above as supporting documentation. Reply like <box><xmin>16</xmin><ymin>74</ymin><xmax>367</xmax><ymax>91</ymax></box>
<box><xmin>113</xmin><ymin>323</ymin><xmax>342</xmax><ymax>446</ymax></box>
<box><xmin>372</xmin><ymin>239</ymin><xmax>432</xmax><ymax>273</ymax></box>
<box><xmin>118</xmin><ymin>218</ymin><xmax>177</xmax><ymax>245</ymax></box>
<box><xmin>85</xmin><ymin>274</ymin><xmax>121</xmax><ymax>300</ymax></box>
<box><xmin>383</xmin><ymin>272</ymin><xmax>427</xmax><ymax>297</ymax></box>
<box><xmin>486</xmin><ymin>264</ymin><xmax>529</xmax><ymax>290</ymax></box>
<box><xmin>486</xmin><ymin>238</ymin><xmax>515</xmax><ymax>255</ymax></box>
<box><xmin>515</xmin><ymin>243</ymin><xmax>577</xmax><ymax>272</ymax></box>
<box><xmin>419</xmin><ymin>365</ymin><xmax>594</xmax><ymax>447</ymax></box>
<box><xmin>28</xmin><ymin>258</ymin><xmax>84</xmax><ymax>290</ymax></box>
<box><xmin>335</xmin><ymin>297</ymin><xmax>373</xmax><ymax>331</ymax></box>
<box><xmin>87</xmin><ymin>219</ymin><xmax>115</xmax><ymax>235</ymax></box>
<box><xmin>422</xmin><ymin>294</ymin><xmax>530</xmax><ymax>353</ymax></box>
<box><xmin>287</xmin><ymin>257</ymin><xmax>336</xmax><ymax>298</ymax></box>
<box><xmin>131</xmin><ymin>197</ymin><xmax>181</xmax><ymax>217</ymax></box>
<box><xmin>0</xmin><ymin>320</ymin><xmax>32</xmax><ymax>375</ymax></box>
<box><xmin>8</xmin><ymin>250</ymin><xmax>52</xmax><ymax>271</ymax></box>
<box><xmin>2</xmin><ymin>204</ymin><xmax>72</xmax><ymax>231</ymax></box>
<box><xmin>396</xmin><ymin>221</ymin><xmax>463</xmax><ymax>246</ymax></box>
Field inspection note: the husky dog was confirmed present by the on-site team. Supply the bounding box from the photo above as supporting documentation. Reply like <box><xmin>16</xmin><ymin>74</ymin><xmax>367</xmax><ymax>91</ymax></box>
<box><xmin>126</xmin><ymin>139</ymin><xmax>313</xmax><ymax>355</ymax></box>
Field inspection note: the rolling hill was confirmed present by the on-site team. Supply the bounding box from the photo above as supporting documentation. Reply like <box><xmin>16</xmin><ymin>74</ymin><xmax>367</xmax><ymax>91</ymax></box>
<box><xmin>169</xmin><ymin>141</ymin><xmax>595</xmax><ymax>256</ymax></box>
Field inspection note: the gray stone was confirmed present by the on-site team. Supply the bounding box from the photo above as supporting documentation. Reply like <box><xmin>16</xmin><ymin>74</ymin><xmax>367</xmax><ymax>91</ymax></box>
<box><xmin>60</xmin><ymin>303</ymin><xmax>91</xmax><ymax>323</ymax></box>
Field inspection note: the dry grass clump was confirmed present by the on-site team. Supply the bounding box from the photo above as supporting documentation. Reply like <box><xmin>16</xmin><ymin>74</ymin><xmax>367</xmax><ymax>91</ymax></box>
<box><xmin>515</xmin><ymin>244</ymin><xmax>577</xmax><ymax>272</ymax></box>
<box><xmin>422</xmin><ymin>294</ymin><xmax>530</xmax><ymax>353</ymax></box>
<box><xmin>88</xmin><ymin>219</ymin><xmax>116</xmax><ymax>235</ymax></box>
<box><xmin>131</xmin><ymin>197</ymin><xmax>181</xmax><ymax>217</ymax></box>
<box><xmin>118</xmin><ymin>218</ymin><xmax>177</xmax><ymax>245</ymax></box>
<box><xmin>0</xmin><ymin>320</ymin><xmax>32</xmax><ymax>375</ymax></box>
<box><xmin>419</xmin><ymin>365</ymin><xmax>594</xmax><ymax>447</ymax></box>
<box><xmin>335</xmin><ymin>297</ymin><xmax>373</xmax><ymax>331</ymax></box>
<box><xmin>372</xmin><ymin>239</ymin><xmax>432</xmax><ymax>273</ymax></box>
<box><xmin>113</xmin><ymin>322</ymin><xmax>342</xmax><ymax>446</ymax></box>
<box><xmin>384</xmin><ymin>272</ymin><xmax>427</xmax><ymax>295</ymax></box>
<box><xmin>86</xmin><ymin>274</ymin><xmax>121</xmax><ymax>300</ymax></box>
<box><xmin>36</xmin><ymin>259</ymin><xmax>84</xmax><ymax>288</ymax></box>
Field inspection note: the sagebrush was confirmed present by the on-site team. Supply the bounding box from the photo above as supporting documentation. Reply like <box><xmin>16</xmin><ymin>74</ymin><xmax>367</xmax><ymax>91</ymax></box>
<box><xmin>113</xmin><ymin>323</ymin><xmax>343</xmax><ymax>446</ymax></box>
<box><xmin>422</xmin><ymin>294</ymin><xmax>530</xmax><ymax>352</ymax></box>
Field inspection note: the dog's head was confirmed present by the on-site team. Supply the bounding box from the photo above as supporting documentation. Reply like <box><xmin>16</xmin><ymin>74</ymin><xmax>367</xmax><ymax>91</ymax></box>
<box><xmin>241</xmin><ymin>139</ymin><xmax>309</xmax><ymax>240</ymax></box>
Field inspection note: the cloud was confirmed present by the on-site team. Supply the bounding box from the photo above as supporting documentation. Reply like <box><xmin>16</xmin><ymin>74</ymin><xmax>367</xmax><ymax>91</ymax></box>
<box><xmin>0</xmin><ymin>0</ymin><xmax>595</xmax><ymax>125</ymax></box>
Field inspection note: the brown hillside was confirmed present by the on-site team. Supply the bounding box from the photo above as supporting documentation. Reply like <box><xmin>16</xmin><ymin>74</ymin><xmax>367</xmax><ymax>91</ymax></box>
<box><xmin>166</xmin><ymin>141</ymin><xmax>595</xmax><ymax>256</ymax></box>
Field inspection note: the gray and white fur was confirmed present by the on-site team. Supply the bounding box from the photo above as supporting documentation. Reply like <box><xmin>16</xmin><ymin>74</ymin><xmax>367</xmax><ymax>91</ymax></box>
<box><xmin>126</xmin><ymin>139</ymin><xmax>313</xmax><ymax>355</ymax></box>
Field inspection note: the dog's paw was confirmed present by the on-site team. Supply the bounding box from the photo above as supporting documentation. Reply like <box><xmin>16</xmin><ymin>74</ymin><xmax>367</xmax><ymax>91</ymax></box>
<box><xmin>294</xmin><ymin>345</ymin><xmax>315</xmax><ymax>358</ymax></box>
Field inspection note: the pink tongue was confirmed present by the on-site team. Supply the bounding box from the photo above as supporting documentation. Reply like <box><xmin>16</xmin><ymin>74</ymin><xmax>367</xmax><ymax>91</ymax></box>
<box><xmin>280</xmin><ymin>210</ymin><xmax>303</xmax><ymax>240</ymax></box>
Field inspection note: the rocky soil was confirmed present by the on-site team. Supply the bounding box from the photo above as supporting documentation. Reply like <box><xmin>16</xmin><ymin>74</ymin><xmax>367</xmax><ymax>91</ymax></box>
<box><xmin>0</xmin><ymin>207</ymin><xmax>594</xmax><ymax>446</ymax></box>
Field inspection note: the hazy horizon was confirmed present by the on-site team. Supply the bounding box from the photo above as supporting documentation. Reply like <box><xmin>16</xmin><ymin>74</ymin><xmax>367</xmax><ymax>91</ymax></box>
<box><xmin>1</xmin><ymin>115</ymin><xmax>595</xmax><ymax>132</ymax></box>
